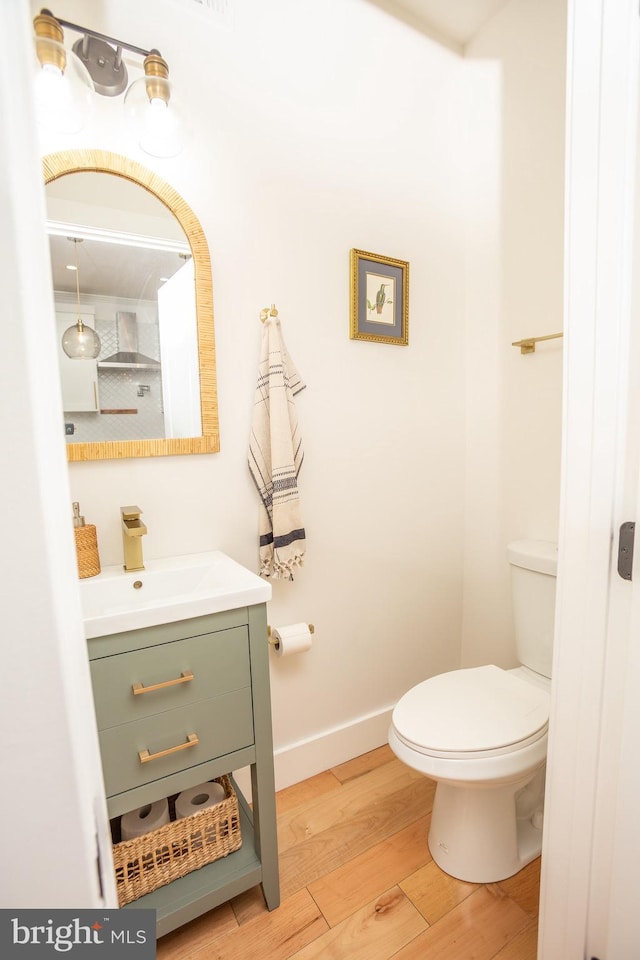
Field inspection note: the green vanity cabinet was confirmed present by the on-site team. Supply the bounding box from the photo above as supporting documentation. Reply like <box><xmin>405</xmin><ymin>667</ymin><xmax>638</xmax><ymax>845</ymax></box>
<box><xmin>87</xmin><ymin>603</ymin><xmax>280</xmax><ymax>936</ymax></box>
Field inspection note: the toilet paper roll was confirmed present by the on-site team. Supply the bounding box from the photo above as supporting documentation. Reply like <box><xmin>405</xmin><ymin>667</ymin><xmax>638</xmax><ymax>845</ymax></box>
<box><xmin>271</xmin><ymin>623</ymin><xmax>313</xmax><ymax>658</ymax></box>
<box><xmin>175</xmin><ymin>781</ymin><xmax>227</xmax><ymax>820</ymax></box>
<box><xmin>120</xmin><ymin>798</ymin><xmax>170</xmax><ymax>840</ymax></box>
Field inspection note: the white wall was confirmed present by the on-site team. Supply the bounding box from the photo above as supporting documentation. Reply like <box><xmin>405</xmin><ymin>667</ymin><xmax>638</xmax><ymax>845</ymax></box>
<box><xmin>34</xmin><ymin>0</ymin><xmax>468</xmax><ymax>785</ymax></box>
<box><xmin>461</xmin><ymin>0</ymin><xmax>566</xmax><ymax>669</ymax></box>
<box><xmin>28</xmin><ymin>0</ymin><xmax>566</xmax><ymax>788</ymax></box>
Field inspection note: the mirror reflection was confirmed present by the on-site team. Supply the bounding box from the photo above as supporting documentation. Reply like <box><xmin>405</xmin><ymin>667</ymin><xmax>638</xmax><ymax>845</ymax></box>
<box><xmin>43</xmin><ymin>151</ymin><xmax>219</xmax><ymax>461</ymax></box>
<box><xmin>47</xmin><ymin>173</ymin><xmax>199</xmax><ymax>444</ymax></box>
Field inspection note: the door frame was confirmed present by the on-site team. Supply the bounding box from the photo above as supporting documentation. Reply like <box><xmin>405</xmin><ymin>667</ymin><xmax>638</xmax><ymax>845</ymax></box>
<box><xmin>538</xmin><ymin>0</ymin><xmax>640</xmax><ymax>956</ymax></box>
<box><xmin>0</xmin><ymin>1</ymin><xmax>116</xmax><ymax>907</ymax></box>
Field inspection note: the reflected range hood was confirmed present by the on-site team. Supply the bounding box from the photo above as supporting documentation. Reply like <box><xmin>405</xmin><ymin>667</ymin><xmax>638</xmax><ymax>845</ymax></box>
<box><xmin>98</xmin><ymin>311</ymin><xmax>161</xmax><ymax>369</ymax></box>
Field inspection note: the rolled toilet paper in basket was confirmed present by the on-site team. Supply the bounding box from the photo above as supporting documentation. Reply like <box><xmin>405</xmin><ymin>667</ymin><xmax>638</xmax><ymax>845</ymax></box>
<box><xmin>175</xmin><ymin>781</ymin><xmax>227</xmax><ymax>820</ymax></box>
<box><xmin>121</xmin><ymin>798</ymin><xmax>170</xmax><ymax>840</ymax></box>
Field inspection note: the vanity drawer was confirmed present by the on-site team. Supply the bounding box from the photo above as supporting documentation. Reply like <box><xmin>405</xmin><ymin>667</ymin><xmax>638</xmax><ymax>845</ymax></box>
<box><xmin>90</xmin><ymin>626</ymin><xmax>250</xmax><ymax>729</ymax></box>
<box><xmin>98</xmin><ymin>687</ymin><xmax>254</xmax><ymax>798</ymax></box>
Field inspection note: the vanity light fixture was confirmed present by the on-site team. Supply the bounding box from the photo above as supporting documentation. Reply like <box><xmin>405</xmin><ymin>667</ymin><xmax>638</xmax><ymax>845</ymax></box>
<box><xmin>61</xmin><ymin>238</ymin><xmax>101</xmax><ymax>360</ymax></box>
<box><xmin>33</xmin><ymin>10</ymin><xmax>184</xmax><ymax>158</ymax></box>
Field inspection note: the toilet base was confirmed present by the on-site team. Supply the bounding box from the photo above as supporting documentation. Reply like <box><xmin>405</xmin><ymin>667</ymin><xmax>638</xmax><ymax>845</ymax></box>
<box><xmin>428</xmin><ymin>768</ymin><xmax>545</xmax><ymax>883</ymax></box>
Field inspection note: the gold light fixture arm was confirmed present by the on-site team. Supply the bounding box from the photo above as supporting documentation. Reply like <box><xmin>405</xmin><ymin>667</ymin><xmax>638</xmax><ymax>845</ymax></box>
<box><xmin>511</xmin><ymin>332</ymin><xmax>563</xmax><ymax>354</ymax></box>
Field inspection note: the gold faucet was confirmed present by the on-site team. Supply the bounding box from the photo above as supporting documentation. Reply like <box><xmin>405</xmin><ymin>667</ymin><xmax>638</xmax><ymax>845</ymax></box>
<box><xmin>121</xmin><ymin>505</ymin><xmax>147</xmax><ymax>572</ymax></box>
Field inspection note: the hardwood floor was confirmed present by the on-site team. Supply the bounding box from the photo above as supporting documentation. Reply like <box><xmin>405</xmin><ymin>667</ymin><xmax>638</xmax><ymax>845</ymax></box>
<box><xmin>157</xmin><ymin>746</ymin><xmax>540</xmax><ymax>960</ymax></box>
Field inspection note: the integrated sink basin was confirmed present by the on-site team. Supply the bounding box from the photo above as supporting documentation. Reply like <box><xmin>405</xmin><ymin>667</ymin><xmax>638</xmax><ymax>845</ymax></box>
<box><xmin>80</xmin><ymin>550</ymin><xmax>272</xmax><ymax>638</ymax></box>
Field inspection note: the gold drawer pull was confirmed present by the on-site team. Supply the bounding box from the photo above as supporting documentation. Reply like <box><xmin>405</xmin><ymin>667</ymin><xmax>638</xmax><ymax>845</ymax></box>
<box><xmin>132</xmin><ymin>670</ymin><xmax>194</xmax><ymax>695</ymax></box>
<box><xmin>139</xmin><ymin>733</ymin><xmax>199</xmax><ymax>764</ymax></box>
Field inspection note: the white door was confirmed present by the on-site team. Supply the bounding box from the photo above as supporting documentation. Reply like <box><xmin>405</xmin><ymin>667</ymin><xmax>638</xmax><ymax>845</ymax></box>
<box><xmin>583</xmin><ymin>12</ymin><xmax>640</xmax><ymax>954</ymax></box>
<box><xmin>539</xmin><ymin>0</ymin><xmax>640</xmax><ymax>956</ymax></box>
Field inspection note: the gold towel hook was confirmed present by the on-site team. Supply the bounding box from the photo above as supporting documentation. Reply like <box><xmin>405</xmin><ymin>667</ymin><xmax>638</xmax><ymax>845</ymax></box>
<box><xmin>260</xmin><ymin>303</ymin><xmax>279</xmax><ymax>323</ymax></box>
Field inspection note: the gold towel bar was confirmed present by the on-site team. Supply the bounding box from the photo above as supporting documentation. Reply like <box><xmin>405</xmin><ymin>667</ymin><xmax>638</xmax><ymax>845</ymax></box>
<box><xmin>512</xmin><ymin>332</ymin><xmax>563</xmax><ymax>354</ymax></box>
<box><xmin>260</xmin><ymin>303</ymin><xmax>279</xmax><ymax>323</ymax></box>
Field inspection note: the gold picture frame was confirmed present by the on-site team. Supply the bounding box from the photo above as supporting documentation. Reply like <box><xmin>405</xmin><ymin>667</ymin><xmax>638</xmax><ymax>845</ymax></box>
<box><xmin>350</xmin><ymin>248</ymin><xmax>409</xmax><ymax>345</ymax></box>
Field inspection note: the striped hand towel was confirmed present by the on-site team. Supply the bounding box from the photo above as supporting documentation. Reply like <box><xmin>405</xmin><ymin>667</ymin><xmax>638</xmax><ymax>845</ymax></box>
<box><xmin>248</xmin><ymin>317</ymin><xmax>306</xmax><ymax>579</ymax></box>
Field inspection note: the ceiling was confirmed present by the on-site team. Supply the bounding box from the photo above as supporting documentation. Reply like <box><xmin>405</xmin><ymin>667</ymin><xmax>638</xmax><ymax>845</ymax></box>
<box><xmin>366</xmin><ymin>0</ymin><xmax>512</xmax><ymax>49</ymax></box>
<box><xmin>46</xmin><ymin>173</ymin><xmax>190</xmax><ymax>302</ymax></box>
<box><xmin>48</xmin><ymin>235</ymin><xmax>186</xmax><ymax>303</ymax></box>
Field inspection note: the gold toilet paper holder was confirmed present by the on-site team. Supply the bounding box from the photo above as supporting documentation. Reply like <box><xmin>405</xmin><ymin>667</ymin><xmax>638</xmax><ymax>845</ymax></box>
<box><xmin>267</xmin><ymin>623</ymin><xmax>315</xmax><ymax>645</ymax></box>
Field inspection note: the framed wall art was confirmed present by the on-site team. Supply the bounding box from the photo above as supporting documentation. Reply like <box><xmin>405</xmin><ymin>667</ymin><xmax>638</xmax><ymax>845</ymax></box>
<box><xmin>350</xmin><ymin>248</ymin><xmax>409</xmax><ymax>345</ymax></box>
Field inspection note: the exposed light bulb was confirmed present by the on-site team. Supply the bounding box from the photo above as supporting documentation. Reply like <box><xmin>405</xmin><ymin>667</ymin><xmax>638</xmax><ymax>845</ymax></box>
<box><xmin>41</xmin><ymin>61</ymin><xmax>63</xmax><ymax>79</ymax></box>
<box><xmin>32</xmin><ymin>36</ymin><xmax>94</xmax><ymax>134</ymax></box>
<box><xmin>123</xmin><ymin>53</ymin><xmax>184</xmax><ymax>158</ymax></box>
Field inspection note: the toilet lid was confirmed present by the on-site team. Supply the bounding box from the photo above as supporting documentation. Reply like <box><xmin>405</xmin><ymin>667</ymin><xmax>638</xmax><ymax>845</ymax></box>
<box><xmin>392</xmin><ymin>665</ymin><xmax>549</xmax><ymax>758</ymax></box>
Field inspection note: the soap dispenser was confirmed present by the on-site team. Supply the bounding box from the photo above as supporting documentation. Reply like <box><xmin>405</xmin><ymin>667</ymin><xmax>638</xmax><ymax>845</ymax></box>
<box><xmin>72</xmin><ymin>502</ymin><xmax>101</xmax><ymax>579</ymax></box>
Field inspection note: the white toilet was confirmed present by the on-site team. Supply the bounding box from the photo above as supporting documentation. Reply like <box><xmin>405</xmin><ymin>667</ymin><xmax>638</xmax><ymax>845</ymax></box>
<box><xmin>389</xmin><ymin>539</ymin><xmax>557</xmax><ymax>883</ymax></box>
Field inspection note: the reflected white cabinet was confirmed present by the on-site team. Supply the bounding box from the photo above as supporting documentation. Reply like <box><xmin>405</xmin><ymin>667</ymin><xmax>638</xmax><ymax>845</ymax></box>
<box><xmin>158</xmin><ymin>258</ymin><xmax>200</xmax><ymax>438</ymax></box>
<box><xmin>56</xmin><ymin>311</ymin><xmax>100</xmax><ymax>412</ymax></box>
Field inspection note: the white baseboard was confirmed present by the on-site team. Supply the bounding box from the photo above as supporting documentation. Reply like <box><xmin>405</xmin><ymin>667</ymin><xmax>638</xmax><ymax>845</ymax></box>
<box><xmin>234</xmin><ymin>705</ymin><xmax>394</xmax><ymax>799</ymax></box>
<box><xmin>273</xmin><ymin>705</ymin><xmax>394</xmax><ymax>790</ymax></box>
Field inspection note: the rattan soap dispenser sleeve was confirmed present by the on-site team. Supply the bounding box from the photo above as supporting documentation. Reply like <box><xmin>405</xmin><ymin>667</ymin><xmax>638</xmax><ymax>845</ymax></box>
<box><xmin>72</xmin><ymin>501</ymin><xmax>101</xmax><ymax>579</ymax></box>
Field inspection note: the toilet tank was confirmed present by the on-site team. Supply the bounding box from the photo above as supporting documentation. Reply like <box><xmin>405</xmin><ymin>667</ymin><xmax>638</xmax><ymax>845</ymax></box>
<box><xmin>507</xmin><ymin>539</ymin><xmax>558</xmax><ymax>679</ymax></box>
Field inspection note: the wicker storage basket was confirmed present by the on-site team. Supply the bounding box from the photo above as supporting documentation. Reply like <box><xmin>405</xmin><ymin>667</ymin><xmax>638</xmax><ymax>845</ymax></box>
<box><xmin>112</xmin><ymin>775</ymin><xmax>242</xmax><ymax>906</ymax></box>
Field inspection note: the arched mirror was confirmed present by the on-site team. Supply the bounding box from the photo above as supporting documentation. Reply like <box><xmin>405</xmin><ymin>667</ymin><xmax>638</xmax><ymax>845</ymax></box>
<box><xmin>43</xmin><ymin>150</ymin><xmax>219</xmax><ymax>461</ymax></box>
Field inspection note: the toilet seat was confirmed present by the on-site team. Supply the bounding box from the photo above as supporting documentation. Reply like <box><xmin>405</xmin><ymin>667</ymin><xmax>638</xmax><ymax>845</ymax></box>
<box><xmin>392</xmin><ymin>665</ymin><xmax>549</xmax><ymax>761</ymax></box>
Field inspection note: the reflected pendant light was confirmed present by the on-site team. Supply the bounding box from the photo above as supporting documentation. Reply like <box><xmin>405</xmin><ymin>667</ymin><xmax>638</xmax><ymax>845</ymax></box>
<box><xmin>61</xmin><ymin>238</ymin><xmax>101</xmax><ymax>360</ymax></box>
